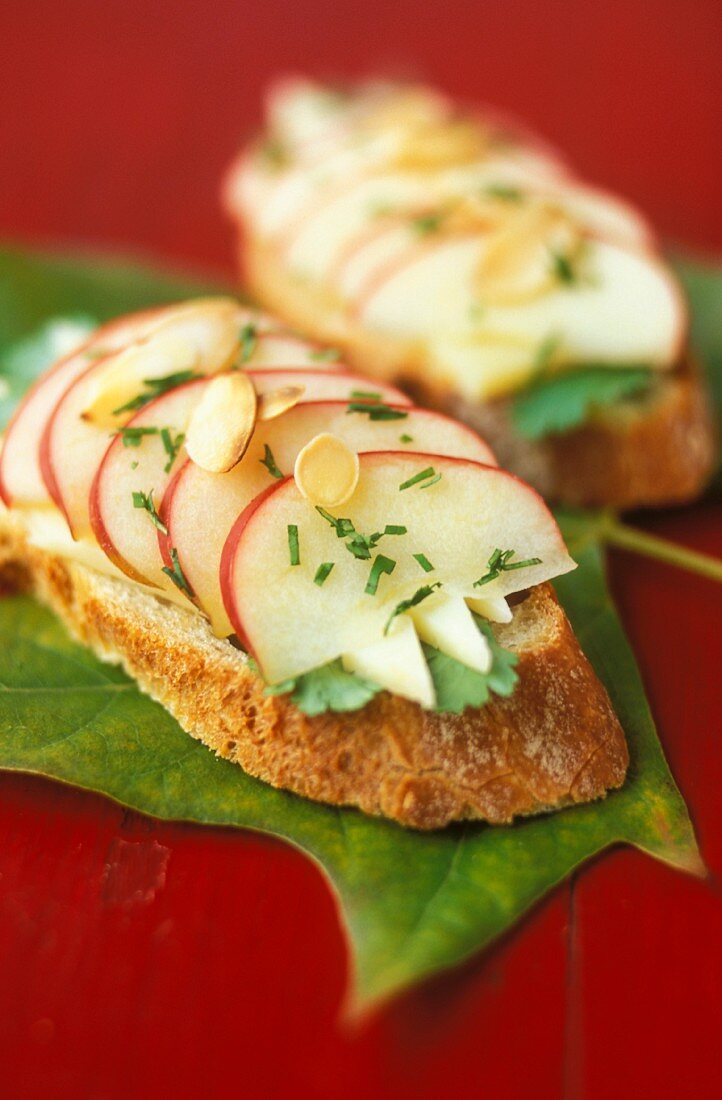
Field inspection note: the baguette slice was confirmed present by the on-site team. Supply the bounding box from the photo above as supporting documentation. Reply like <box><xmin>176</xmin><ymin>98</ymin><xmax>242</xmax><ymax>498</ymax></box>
<box><xmin>241</xmin><ymin>238</ymin><xmax>716</xmax><ymax>509</ymax></box>
<box><xmin>0</xmin><ymin>511</ymin><xmax>627</xmax><ymax>830</ymax></box>
<box><xmin>228</xmin><ymin>77</ymin><xmax>716</xmax><ymax>509</ymax></box>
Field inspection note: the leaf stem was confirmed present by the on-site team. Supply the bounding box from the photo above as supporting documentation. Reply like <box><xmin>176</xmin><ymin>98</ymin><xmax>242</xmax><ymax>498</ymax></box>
<box><xmin>603</xmin><ymin>517</ymin><xmax>722</xmax><ymax>583</ymax></box>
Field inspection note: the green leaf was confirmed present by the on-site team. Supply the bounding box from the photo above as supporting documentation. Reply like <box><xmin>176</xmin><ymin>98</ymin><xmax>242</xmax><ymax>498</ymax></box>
<box><xmin>423</xmin><ymin>617</ymin><xmax>518</xmax><ymax>713</ymax></box>
<box><xmin>511</xmin><ymin>365</ymin><xmax>654</xmax><ymax>440</ymax></box>
<box><xmin>268</xmin><ymin>658</ymin><xmax>382</xmax><ymax>716</ymax></box>
<box><xmin>0</xmin><ymin>245</ymin><xmax>701</xmax><ymax>1013</ymax></box>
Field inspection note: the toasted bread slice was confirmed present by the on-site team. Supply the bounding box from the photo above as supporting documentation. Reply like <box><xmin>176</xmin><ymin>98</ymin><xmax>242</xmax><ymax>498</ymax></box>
<box><xmin>241</xmin><ymin>237</ymin><xmax>716</xmax><ymax>510</ymax></box>
<box><xmin>0</xmin><ymin>511</ymin><xmax>628</xmax><ymax>830</ymax></box>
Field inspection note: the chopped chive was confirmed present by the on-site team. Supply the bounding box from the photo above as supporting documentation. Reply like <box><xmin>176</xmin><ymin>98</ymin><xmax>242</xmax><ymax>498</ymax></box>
<box><xmin>260</xmin><ymin>444</ymin><xmax>284</xmax><ymax>479</ymax></box>
<box><xmin>117</xmin><ymin>425</ymin><xmax>159</xmax><ymax>447</ymax></box>
<box><xmin>287</xmin><ymin>524</ymin><xmax>300</xmax><ymax>566</ymax></box>
<box><xmin>313</xmin><ymin>562</ymin><xmax>335</xmax><ymax>586</ymax></box>
<box><xmin>365</xmin><ymin>554</ymin><xmax>396</xmax><ymax>596</ymax></box>
<box><xmin>413</xmin><ymin>552</ymin><xmax>434</xmax><ymax>573</ymax></box>
<box><xmin>346</xmin><ymin>400</ymin><xmax>408</xmax><ymax>422</ymax></box>
<box><xmin>549</xmin><ymin>249</ymin><xmax>576</xmax><ymax>284</ymax></box>
<box><xmin>161</xmin><ymin>547</ymin><xmax>195</xmax><ymax>598</ymax></box>
<box><xmin>161</xmin><ymin>427</ymin><xmax>185</xmax><ymax>473</ymax></box>
<box><xmin>411</xmin><ymin>211</ymin><xmax>443</xmax><ymax>235</ymax></box>
<box><xmin>239</xmin><ymin>323</ymin><xmax>258</xmax><ymax>364</ymax></box>
<box><xmin>383</xmin><ymin>525</ymin><xmax>407</xmax><ymax>536</ymax></box>
<box><xmin>483</xmin><ymin>183</ymin><xmax>524</xmax><ymax>202</ymax></box>
<box><xmin>400</xmin><ymin>433</ymin><xmax>413</xmax><ymax>444</ymax></box>
<box><xmin>315</xmin><ymin>507</ymin><xmax>355</xmax><ymax>538</ymax></box>
<box><xmin>112</xmin><ymin>370</ymin><xmax>201</xmax><ymax>416</ymax></box>
<box><xmin>310</xmin><ymin>346</ymin><xmax>341</xmax><ymax>362</ymax></box>
<box><xmin>399</xmin><ymin>466</ymin><xmax>436</xmax><ymax>491</ymax></box>
<box><xmin>131</xmin><ymin>490</ymin><xmax>167</xmax><ymax>535</ymax></box>
<box><xmin>419</xmin><ymin>472</ymin><xmax>442</xmax><ymax>489</ymax></box>
<box><xmin>350</xmin><ymin>389</ymin><xmax>382</xmax><ymax>400</ymax></box>
<box><xmin>384</xmin><ymin>582</ymin><xmax>442</xmax><ymax>634</ymax></box>
<box><xmin>130</xmin><ymin>460</ymin><xmax>139</xmax><ymax>470</ymax></box>
<box><xmin>473</xmin><ymin>547</ymin><xmax>542</xmax><ymax>587</ymax></box>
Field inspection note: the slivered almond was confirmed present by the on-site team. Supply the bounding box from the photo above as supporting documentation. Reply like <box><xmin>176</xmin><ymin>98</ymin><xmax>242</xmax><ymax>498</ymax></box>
<box><xmin>294</xmin><ymin>433</ymin><xmax>359</xmax><ymax>507</ymax></box>
<box><xmin>475</xmin><ymin>202</ymin><xmax>581</xmax><ymax>305</ymax></box>
<box><xmin>257</xmin><ymin>385</ymin><xmax>305</xmax><ymax>422</ymax></box>
<box><xmin>185</xmin><ymin>372</ymin><xmax>258</xmax><ymax>473</ymax></box>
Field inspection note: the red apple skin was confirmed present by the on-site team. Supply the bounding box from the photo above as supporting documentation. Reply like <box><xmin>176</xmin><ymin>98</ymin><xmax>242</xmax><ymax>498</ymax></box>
<box><xmin>219</xmin><ymin>477</ymin><xmax>291</xmax><ymax>652</ymax></box>
<box><xmin>35</xmin><ymin>307</ymin><xmax>175</xmax><ymax>534</ymax></box>
<box><xmin>246</xmin><ymin>368</ymin><xmax>412</xmax><ymax>406</ymax></box>
<box><xmin>0</xmin><ymin>306</ymin><xmax>162</xmax><ymax>511</ymax></box>
<box><xmin>88</xmin><ymin>378</ymin><xmax>207</xmax><ymax>587</ymax></box>
<box><xmin>219</xmin><ymin>450</ymin><xmax>569</xmax><ymax>656</ymax></box>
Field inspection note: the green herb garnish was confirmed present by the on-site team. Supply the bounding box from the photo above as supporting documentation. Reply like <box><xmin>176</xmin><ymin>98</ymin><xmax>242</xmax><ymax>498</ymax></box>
<box><xmin>314</xmin><ymin>511</ymin><xmax>405</xmax><ymax>561</ymax></box>
<box><xmin>265</xmin><ymin>659</ymin><xmax>381</xmax><ymax>716</ymax></box>
<box><xmin>483</xmin><ymin>183</ymin><xmax>524</xmax><ymax>202</ymax></box>
<box><xmin>161</xmin><ymin>547</ymin><xmax>195</xmax><ymax>598</ymax></box>
<box><xmin>511</xmin><ymin>364</ymin><xmax>654</xmax><ymax>440</ymax></box>
<box><xmin>384</xmin><ymin>582</ymin><xmax>442</xmax><ymax>634</ymax></box>
<box><xmin>413</xmin><ymin>552</ymin><xmax>434</xmax><ymax>573</ymax></box>
<box><xmin>424</xmin><ymin>616</ymin><xmax>518</xmax><ymax>713</ymax></box>
<box><xmin>117</xmin><ymin>426</ymin><xmax>160</xmax><ymax>447</ymax></box>
<box><xmin>346</xmin><ymin>399</ymin><xmax>408</xmax><ymax>421</ymax></box>
<box><xmin>113</xmin><ymin>370</ymin><xmax>202</xmax><ymax>416</ymax></box>
<box><xmin>549</xmin><ymin>249</ymin><xmax>577</xmax><ymax>284</ymax></box>
<box><xmin>365</xmin><ymin>554</ymin><xmax>396</xmax><ymax>596</ymax></box>
<box><xmin>473</xmin><ymin>548</ymin><xmax>541</xmax><ymax>588</ymax></box>
<box><xmin>399</xmin><ymin>466</ymin><xmax>437</xmax><ymax>491</ymax></box>
<box><xmin>350</xmin><ymin>389</ymin><xmax>383</xmax><ymax>400</ymax></box>
<box><xmin>313</xmin><ymin>562</ymin><xmax>335</xmax><ymax>586</ymax></box>
<box><xmin>315</xmin><ymin>508</ymin><xmax>355</xmax><ymax>538</ymax></box>
<box><xmin>287</xmin><ymin>524</ymin><xmax>300</xmax><ymax>566</ymax></box>
<box><xmin>260</xmin><ymin>444</ymin><xmax>284</xmax><ymax>479</ymax></box>
<box><xmin>131</xmin><ymin>489</ymin><xmax>167</xmax><ymax>535</ymax></box>
<box><xmin>239</xmin><ymin>323</ymin><xmax>258</xmax><ymax>364</ymax></box>
<box><xmin>400</xmin><ymin>433</ymin><xmax>413</xmax><ymax>444</ymax></box>
<box><xmin>411</xmin><ymin>211</ymin><xmax>443</xmax><ymax>235</ymax></box>
<box><xmin>310</xmin><ymin>347</ymin><xmax>341</xmax><ymax>362</ymax></box>
<box><xmin>160</xmin><ymin>428</ymin><xmax>185</xmax><ymax>473</ymax></box>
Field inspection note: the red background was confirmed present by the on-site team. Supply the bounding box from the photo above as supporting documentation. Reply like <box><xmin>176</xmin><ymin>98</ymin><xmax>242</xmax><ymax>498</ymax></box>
<box><xmin>1</xmin><ymin>2</ymin><xmax>721</xmax><ymax>1096</ymax></box>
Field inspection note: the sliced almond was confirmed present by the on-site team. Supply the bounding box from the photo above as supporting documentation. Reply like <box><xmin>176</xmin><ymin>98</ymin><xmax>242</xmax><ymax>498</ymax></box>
<box><xmin>475</xmin><ymin>202</ymin><xmax>581</xmax><ymax>305</ymax></box>
<box><xmin>80</xmin><ymin>298</ymin><xmax>243</xmax><ymax>428</ymax></box>
<box><xmin>185</xmin><ymin>372</ymin><xmax>258</xmax><ymax>473</ymax></box>
<box><xmin>294</xmin><ymin>433</ymin><xmax>359</xmax><ymax>507</ymax></box>
<box><xmin>257</xmin><ymin>385</ymin><xmax>305</xmax><ymax>422</ymax></box>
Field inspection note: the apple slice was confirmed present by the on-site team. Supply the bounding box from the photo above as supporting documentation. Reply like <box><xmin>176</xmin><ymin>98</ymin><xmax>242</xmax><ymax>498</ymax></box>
<box><xmin>163</xmin><ymin>400</ymin><xmax>494</xmax><ymax>637</ymax></box>
<box><xmin>356</xmin><ymin>235</ymin><xmax>686</xmax><ymax>398</ymax></box>
<box><xmin>342</xmin><ymin>615</ymin><xmax>434</xmax><ymax>709</ymax></box>
<box><xmin>221</xmin><ymin>452</ymin><xmax>575</xmax><ymax>697</ymax></box>
<box><xmin>245</xmin><ymin>333</ymin><xmax>344</xmax><ymax>370</ymax></box>
<box><xmin>41</xmin><ymin>298</ymin><xmax>243</xmax><ymax>537</ymax></box>
<box><xmin>247</xmin><ymin>369</ymin><xmax>411</xmax><ymax>406</ymax></box>
<box><xmin>0</xmin><ymin>307</ymin><xmax>163</xmax><ymax>509</ymax></box>
<box><xmin>90</xmin><ymin>379</ymin><xmax>205</xmax><ymax>587</ymax></box>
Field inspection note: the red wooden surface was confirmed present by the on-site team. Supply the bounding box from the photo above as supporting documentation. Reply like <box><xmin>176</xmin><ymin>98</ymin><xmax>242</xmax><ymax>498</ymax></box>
<box><xmin>1</xmin><ymin>2</ymin><xmax>721</xmax><ymax>1097</ymax></box>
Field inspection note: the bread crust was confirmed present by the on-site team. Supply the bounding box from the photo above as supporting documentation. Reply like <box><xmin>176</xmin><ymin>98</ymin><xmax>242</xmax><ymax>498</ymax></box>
<box><xmin>0</xmin><ymin>515</ymin><xmax>627</xmax><ymax>830</ymax></box>
<box><xmin>240</xmin><ymin>236</ymin><xmax>716</xmax><ymax>509</ymax></box>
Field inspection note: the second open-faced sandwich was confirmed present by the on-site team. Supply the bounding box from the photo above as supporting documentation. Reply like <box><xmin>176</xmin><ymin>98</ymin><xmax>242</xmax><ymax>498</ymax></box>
<box><xmin>0</xmin><ymin>298</ymin><xmax>628</xmax><ymax>828</ymax></box>
<box><xmin>226</xmin><ymin>77</ymin><xmax>716</xmax><ymax>509</ymax></box>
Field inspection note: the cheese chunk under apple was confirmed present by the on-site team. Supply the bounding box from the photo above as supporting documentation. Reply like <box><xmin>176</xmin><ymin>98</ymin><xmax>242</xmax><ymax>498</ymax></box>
<box><xmin>164</xmin><ymin>400</ymin><xmax>496</xmax><ymax>636</ymax></box>
<box><xmin>221</xmin><ymin>452</ymin><xmax>574</xmax><ymax>701</ymax></box>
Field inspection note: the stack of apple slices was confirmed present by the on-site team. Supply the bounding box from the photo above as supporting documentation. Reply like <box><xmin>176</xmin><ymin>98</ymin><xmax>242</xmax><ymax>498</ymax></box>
<box><xmin>1</xmin><ymin>297</ymin><xmax>575</xmax><ymax>709</ymax></box>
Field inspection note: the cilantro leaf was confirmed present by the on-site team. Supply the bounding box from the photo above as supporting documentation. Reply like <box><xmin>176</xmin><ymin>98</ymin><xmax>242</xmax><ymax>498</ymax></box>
<box><xmin>424</xmin><ymin>617</ymin><xmax>518</xmax><ymax>714</ymax></box>
<box><xmin>510</xmin><ymin>365</ymin><xmax>654</xmax><ymax>441</ymax></box>
<box><xmin>266</xmin><ymin>659</ymin><xmax>382</xmax><ymax>717</ymax></box>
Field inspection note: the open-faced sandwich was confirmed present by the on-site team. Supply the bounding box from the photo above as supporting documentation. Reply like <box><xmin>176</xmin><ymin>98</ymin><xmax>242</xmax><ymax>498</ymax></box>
<box><xmin>226</xmin><ymin>77</ymin><xmax>716</xmax><ymax>509</ymax></box>
<box><xmin>0</xmin><ymin>298</ymin><xmax>628</xmax><ymax>828</ymax></box>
